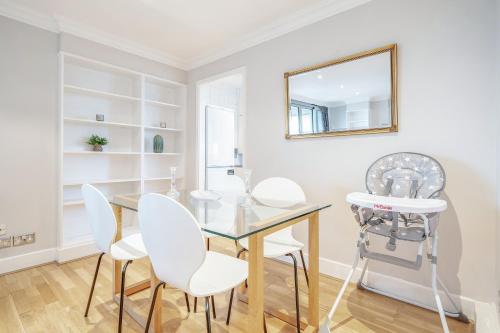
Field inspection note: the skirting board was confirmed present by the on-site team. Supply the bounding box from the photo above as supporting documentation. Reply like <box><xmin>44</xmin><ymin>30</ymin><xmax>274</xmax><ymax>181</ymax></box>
<box><xmin>0</xmin><ymin>247</ymin><xmax>56</xmax><ymax>275</ymax></box>
<box><xmin>0</xmin><ymin>241</ymin><xmax>100</xmax><ymax>275</ymax></box>
<box><xmin>475</xmin><ymin>302</ymin><xmax>500</xmax><ymax>333</ymax></box>
<box><xmin>275</xmin><ymin>253</ymin><xmax>478</xmax><ymax>320</ymax></box>
<box><xmin>56</xmin><ymin>239</ymin><xmax>99</xmax><ymax>263</ymax></box>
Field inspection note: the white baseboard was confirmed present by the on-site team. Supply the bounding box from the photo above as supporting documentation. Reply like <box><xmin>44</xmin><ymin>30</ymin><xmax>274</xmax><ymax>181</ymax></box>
<box><xmin>0</xmin><ymin>240</ymin><xmax>100</xmax><ymax>275</ymax></box>
<box><xmin>0</xmin><ymin>247</ymin><xmax>57</xmax><ymax>275</ymax></box>
<box><xmin>56</xmin><ymin>239</ymin><xmax>99</xmax><ymax>263</ymax></box>
<box><xmin>275</xmin><ymin>253</ymin><xmax>477</xmax><ymax>320</ymax></box>
<box><xmin>475</xmin><ymin>302</ymin><xmax>500</xmax><ymax>333</ymax></box>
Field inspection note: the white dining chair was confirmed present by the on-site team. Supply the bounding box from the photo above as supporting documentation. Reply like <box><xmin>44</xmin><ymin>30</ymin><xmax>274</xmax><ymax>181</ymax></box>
<box><xmin>203</xmin><ymin>174</ymin><xmax>246</xmax><ymax>250</ymax></box>
<box><xmin>233</xmin><ymin>177</ymin><xmax>308</xmax><ymax>333</ymax></box>
<box><xmin>193</xmin><ymin>174</ymin><xmax>246</xmax><ymax>314</ymax></box>
<box><xmin>81</xmin><ymin>184</ymin><xmax>148</xmax><ymax>333</ymax></box>
<box><xmin>138</xmin><ymin>193</ymin><xmax>248</xmax><ymax>333</ymax></box>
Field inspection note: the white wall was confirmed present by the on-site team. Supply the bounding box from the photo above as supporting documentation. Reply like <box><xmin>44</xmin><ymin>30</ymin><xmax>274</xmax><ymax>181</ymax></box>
<box><xmin>496</xmin><ymin>0</ymin><xmax>500</xmax><ymax>317</ymax></box>
<box><xmin>188</xmin><ymin>0</ymin><xmax>498</xmax><ymax>304</ymax></box>
<box><xmin>0</xmin><ymin>16</ymin><xmax>186</xmax><ymax>267</ymax></box>
<box><xmin>0</xmin><ymin>16</ymin><xmax>58</xmax><ymax>259</ymax></box>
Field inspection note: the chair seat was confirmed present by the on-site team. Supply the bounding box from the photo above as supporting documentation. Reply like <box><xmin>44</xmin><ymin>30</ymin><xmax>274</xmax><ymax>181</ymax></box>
<box><xmin>189</xmin><ymin>251</ymin><xmax>248</xmax><ymax>297</ymax></box>
<box><xmin>239</xmin><ymin>234</ymin><xmax>304</xmax><ymax>258</ymax></box>
<box><xmin>110</xmin><ymin>233</ymin><xmax>147</xmax><ymax>261</ymax></box>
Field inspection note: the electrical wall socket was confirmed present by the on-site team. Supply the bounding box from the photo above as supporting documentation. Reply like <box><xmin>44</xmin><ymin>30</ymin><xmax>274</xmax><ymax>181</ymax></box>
<box><xmin>13</xmin><ymin>233</ymin><xmax>35</xmax><ymax>247</ymax></box>
<box><xmin>0</xmin><ymin>224</ymin><xmax>6</xmax><ymax>236</ymax></box>
<box><xmin>0</xmin><ymin>236</ymin><xmax>12</xmax><ymax>249</ymax></box>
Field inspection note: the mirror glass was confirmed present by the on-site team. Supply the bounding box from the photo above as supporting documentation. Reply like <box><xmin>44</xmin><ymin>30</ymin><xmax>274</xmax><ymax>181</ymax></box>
<box><xmin>286</xmin><ymin>45</ymin><xmax>397</xmax><ymax>138</ymax></box>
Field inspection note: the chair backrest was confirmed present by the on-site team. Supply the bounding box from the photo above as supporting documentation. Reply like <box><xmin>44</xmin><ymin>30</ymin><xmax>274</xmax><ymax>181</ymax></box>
<box><xmin>252</xmin><ymin>177</ymin><xmax>306</xmax><ymax>208</ymax></box>
<box><xmin>138</xmin><ymin>193</ymin><xmax>206</xmax><ymax>293</ymax></box>
<box><xmin>252</xmin><ymin>177</ymin><xmax>306</xmax><ymax>240</ymax></box>
<box><xmin>366</xmin><ymin>152</ymin><xmax>446</xmax><ymax>199</ymax></box>
<box><xmin>81</xmin><ymin>184</ymin><xmax>117</xmax><ymax>253</ymax></box>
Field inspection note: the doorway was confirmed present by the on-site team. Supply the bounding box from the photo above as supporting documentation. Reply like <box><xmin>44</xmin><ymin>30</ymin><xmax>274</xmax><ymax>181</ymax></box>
<box><xmin>196</xmin><ymin>68</ymin><xmax>246</xmax><ymax>191</ymax></box>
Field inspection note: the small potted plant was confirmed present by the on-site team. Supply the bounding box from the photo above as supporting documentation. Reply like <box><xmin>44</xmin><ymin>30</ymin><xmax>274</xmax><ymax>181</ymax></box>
<box><xmin>87</xmin><ymin>134</ymin><xmax>108</xmax><ymax>152</ymax></box>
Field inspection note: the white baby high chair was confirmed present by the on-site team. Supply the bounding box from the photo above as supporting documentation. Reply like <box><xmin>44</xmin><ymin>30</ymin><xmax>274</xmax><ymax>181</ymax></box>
<box><xmin>320</xmin><ymin>152</ymin><xmax>468</xmax><ymax>333</ymax></box>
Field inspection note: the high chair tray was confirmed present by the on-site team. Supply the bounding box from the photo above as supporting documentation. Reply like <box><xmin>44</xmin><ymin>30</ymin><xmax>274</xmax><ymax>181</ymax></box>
<box><xmin>346</xmin><ymin>192</ymin><xmax>447</xmax><ymax>213</ymax></box>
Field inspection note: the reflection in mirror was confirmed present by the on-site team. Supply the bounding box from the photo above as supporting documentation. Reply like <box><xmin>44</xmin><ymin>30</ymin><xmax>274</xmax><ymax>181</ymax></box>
<box><xmin>285</xmin><ymin>45</ymin><xmax>397</xmax><ymax>138</ymax></box>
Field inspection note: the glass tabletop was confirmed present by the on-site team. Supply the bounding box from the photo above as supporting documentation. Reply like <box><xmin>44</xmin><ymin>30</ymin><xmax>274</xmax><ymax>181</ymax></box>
<box><xmin>110</xmin><ymin>190</ymin><xmax>331</xmax><ymax>240</ymax></box>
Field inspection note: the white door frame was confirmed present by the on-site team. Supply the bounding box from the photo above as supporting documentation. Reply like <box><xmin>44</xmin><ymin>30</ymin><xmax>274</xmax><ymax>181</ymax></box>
<box><xmin>195</xmin><ymin>67</ymin><xmax>246</xmax><ymax>190</ymax></box>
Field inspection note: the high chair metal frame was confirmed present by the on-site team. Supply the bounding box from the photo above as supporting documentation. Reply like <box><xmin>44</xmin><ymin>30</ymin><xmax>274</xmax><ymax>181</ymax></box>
<box><xmin>320</xmin><ymin>152</ymin><xmax>468</xmax><ymax>333</ymax></box>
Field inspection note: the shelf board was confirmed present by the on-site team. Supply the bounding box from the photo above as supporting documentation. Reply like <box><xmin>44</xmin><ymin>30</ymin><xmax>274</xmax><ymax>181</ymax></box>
<box><xmin>63</xmin><ymin>200</ymin><xmax>84</xmax><ymax>206</ymax></box>
<box><xmin>144</xmin><ymin>176</ymin><xmax>183</xmax><ymax>181</ymax></box>
<box><xmin>64</xmin><ymin>52</ymin><xmax>143</xmax><ymax>78</ymax></box>
<box><xmin>144</xmin><ymin>99</ymin><xmax>181</xmax><ymax>109</ymax></box>
<box><xmin>144</xmin><ymin>126</ymin><xmax>182</xmax><ymax>132</ymax></box>
<box><xmin>64</xmin><ymin>151</ymin><xmax>141</xmax><ymax>156</ymax></box>
<box><xmin>64</xmin><ymin>84</ymin><xmax>140</xmax><ymax>102</ymax></box>
<box><xmin>64</xmin><ymin>117</ymin><xmax>141</xmax><ymax>128</ymax></box>
<box><xmin>143</xmin><ymin>152</ymin><xmax>182</xmax><ymax>156</ymax></box>
<box><xmin>144</xmin><ymin>73</ymin><xmax>186</xmax><ymax>87</ymax></box>
<box><xmin>63</xmin><ymin>178</ymin><xmax>141</xmax><ymax>186</ymax></box>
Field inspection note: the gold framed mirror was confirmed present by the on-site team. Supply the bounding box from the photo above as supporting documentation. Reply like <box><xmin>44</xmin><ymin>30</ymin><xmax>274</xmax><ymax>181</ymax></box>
<box><xmin>284</xmin><ymin>44</ymin><xmax>398</xmax><ymax>139</ymax></box>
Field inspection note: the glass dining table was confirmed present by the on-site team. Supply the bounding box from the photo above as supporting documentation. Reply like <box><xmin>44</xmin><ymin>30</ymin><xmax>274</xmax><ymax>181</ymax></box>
<box><xmin>109</xmin><ymin>190</ymin><xmax>331</xmax><ymax>333</ymax></box>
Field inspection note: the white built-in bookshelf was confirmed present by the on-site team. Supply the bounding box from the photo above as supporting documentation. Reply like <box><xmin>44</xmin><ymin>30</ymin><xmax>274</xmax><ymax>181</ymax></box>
<box><xmin>58</xmin><ymin>53</ymin><xmax>186</xmax><ymax>261</ymax></box>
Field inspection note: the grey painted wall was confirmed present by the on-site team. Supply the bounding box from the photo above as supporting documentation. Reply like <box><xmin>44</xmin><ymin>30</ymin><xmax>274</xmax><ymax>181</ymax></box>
<box><xmin>188</xmin><ymin>0</ymin><xmax>498</xmax><ymax>302</ymax></box>
<box><xmin>496</xmin><ymin>0</ymin><xmax>500</xmax><ymax>313</ymax></box>
<box><xmin>0</xmin><ymin>16</ymin><xmax>59</xmax><ymax>258</ymax></box>
<box><xmin>0</xmin><ymin>16</ymin><xmax>187</xmax><ymax>261</ymax></box>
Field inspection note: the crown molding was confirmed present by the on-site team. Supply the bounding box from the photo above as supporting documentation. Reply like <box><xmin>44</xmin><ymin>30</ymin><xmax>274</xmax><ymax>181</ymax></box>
<box><xmin>55</xmin><ymin>16</ymin><xmax>190</xmax><ymax>70</ymax></box>
<box><xmin>0</xmin><ymin>0</ymin><xmax>189</xmax><ymax>70</ymax></box>
<box><xmin>0</xmin><ymin>0</ymin><xmax>371</xmax><ymax>71</ymax></box>
<box><xmin>186</xmin><ymin>0</ymin><xmax>373</xmax><ymax>69</ymax></box>
<box><xmin>0</xmin><ymin>0</ymin><xmax>58</xmax><ymax>32</ymax></box>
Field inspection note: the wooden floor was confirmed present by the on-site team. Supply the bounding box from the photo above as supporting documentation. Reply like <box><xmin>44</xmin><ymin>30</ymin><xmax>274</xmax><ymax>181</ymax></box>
<box><xmin>0</xmin><ymin>238</ymin><xmax>474</xmax><ymax>333</ymax></box>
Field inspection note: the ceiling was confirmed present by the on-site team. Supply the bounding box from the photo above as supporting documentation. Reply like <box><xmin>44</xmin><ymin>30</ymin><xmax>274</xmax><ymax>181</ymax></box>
<box><xmin>0</xmin><ymin>0</ymin><xmax>371</xmax><ymax>69</ymax></box>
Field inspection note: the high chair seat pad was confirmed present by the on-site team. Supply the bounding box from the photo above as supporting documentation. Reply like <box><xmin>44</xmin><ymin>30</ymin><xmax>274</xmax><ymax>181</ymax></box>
<box><xmin>347</xmin><ymin>192</ymin><xmax>447</xmax><ymax>214</ymax></box>
<box><xmin>189</xmin><ymin>251</ymin><xmax>248</xmax><ymax>297</ymax></box>
<box><xmin>110</xmin><ymin>233</ymin><xmax>148</xmax><ymax>261</ymax></box>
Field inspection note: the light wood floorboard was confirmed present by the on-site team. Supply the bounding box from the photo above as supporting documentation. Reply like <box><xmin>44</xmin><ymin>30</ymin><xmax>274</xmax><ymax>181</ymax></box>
<box><xmin>0</xmin><ymin>238</ymin><xmax>474</xmax><ymax>332</ymax></box>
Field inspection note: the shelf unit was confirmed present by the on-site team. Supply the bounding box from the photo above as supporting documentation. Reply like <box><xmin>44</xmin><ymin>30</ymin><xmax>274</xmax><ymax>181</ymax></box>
<box><xmin>58</xmin><ymin>52</ymin><xmax>186</xmax><ymax>261</ymax></box>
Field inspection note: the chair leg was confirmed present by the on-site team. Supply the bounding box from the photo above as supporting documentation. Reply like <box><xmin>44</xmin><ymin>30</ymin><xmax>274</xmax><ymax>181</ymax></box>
<box><xmin>211</xmin><ymin>295</ymin><xmax>216</xmax><ymax>319</ymax></box>
<box><xmin>226</xmin><ymin>288</ymin><xmax>235</xmax><ymax>325</ymax></box>
<box><xmin>264</xmin><ymin>315</ymin><xmax>268</xmax><ymax>333</ymax></box>
<box><xmin>323</xmin><ymin>247</ymin><xmax>360</xmax><ymax>330</ymax></box>
<box><xmin>299</xmin><ymin>250</ymin><xmax>309</xmax><ymax>287</ymax></box>
<box><xmin>145</xmin><ymin>282</ymin><xmax>166</xmax><ymax>333</ymax></box>
<box><xmin>84</xmin><ymin>252</ymin><xmax>104</xmax><ymax>317</ymax></box>
<box><xmin>356</xmin><ymin>258</ymin><xmax>369</xmax><ymax>289</ymax></box>
<box><xmin>205</xmin><ymin>297</ymin><xmax>212</xmax><ymax>333</ymax></box>
<box><xmin>430</xmin><ymin>233</ymin><xmax>450</xmax><ymax>333</ymax></box>
<box><xmin>236</xmin><ymin>248</ymin><xmax>247</xmax><ymax>259</ymax></box>
<box><xmin>286</xmin><ymin>253</ymin><xmax>300</xmax><ymax>333</ymax></box>
<box><xmin>194</xmin><ymin>297</ymin><xmax>197</xmax><ymax>312</ymax></box>
<box><xmin>207</xmin><ymin>238</ymin><xmax>210</xmax><ymax>251</ymax></box>
<box><xmin>237</xmin><ymin>248</ymin><xmax>248</xmax><ymax>288</ymax></box>
<box><xmin>184</xmin><ymin>292</ymin><xmax>191</xmax><ymax>312</ymax></box>
<box><xmin>118</xmin><ymin>260</ymin><xmax>133</xmax><ymax>333</ymax></box>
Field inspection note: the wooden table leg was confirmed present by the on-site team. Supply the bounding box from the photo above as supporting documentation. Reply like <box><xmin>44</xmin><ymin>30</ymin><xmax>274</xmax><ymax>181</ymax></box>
<box><xmin>308</xmin><ymin>211</ymin><xmax>320</xmax><ymax>331</ymax></box>
<box><xmin>248</xmin><ymin>233</ymin><xmax>265</xmax><ymax>333</ymax></box>
<box><xmin>112</xmin><ymin>205</ymin><xmax>123</xmax><ymax>297</ymax></box>
<box><xmin>150</xmin><ymin>263</ymin><xmax>162</xmax><ymax>333</ymax></box>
